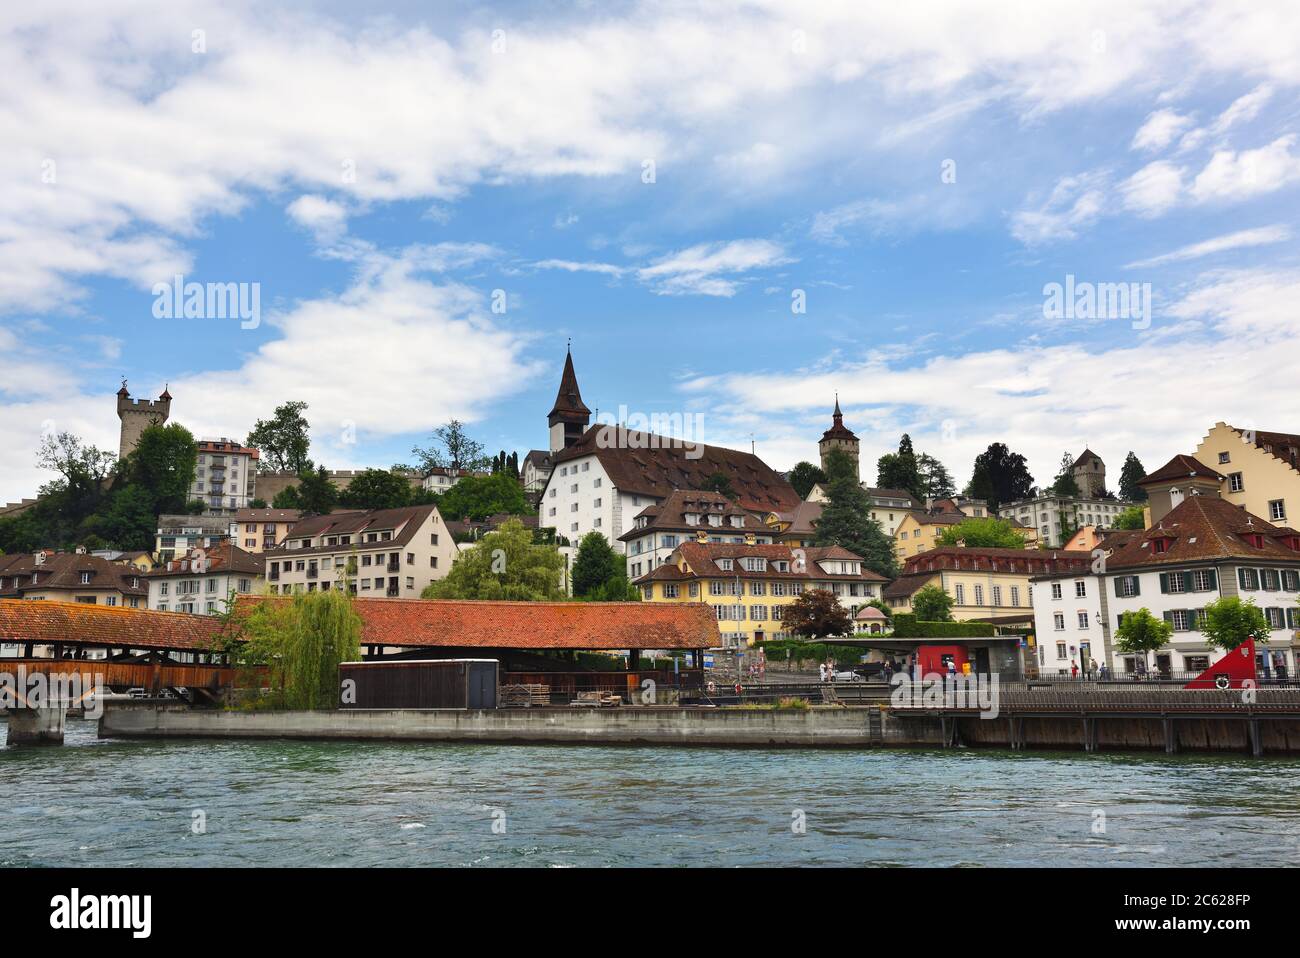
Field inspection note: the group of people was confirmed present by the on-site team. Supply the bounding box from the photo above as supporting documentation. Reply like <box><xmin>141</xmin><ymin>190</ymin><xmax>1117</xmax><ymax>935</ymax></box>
<box><xmin>1068</xmin><ymin>659</ymin><xmax>1107</xmax><ymax>680</ymax></box>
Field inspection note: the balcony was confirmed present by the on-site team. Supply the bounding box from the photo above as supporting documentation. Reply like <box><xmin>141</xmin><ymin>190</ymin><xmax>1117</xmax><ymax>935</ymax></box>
<box><xmin>386</xmin><ymin>559</ymin><xmax>400</xmax><ymax>572</ymax></box>
<box><xmin>306</xmin><ymin>566</ymin><xmax>318</xmax><ymax>580</ymax></box>
<box><xmin>269</xmin><ymin>569</ymin><xmax>280</xmax><ymax>581</ymax></box>
<box><xmin>386</xmin><ymin>585</ymin><xmax>400</xmax><ymax>597</ymax></box>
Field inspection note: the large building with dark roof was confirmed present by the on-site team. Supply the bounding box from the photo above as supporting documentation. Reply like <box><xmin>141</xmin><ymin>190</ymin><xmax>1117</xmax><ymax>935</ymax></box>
<box><xmin>537</xmin><ymin>349</ymin><xmax>800</xmax><ymax>568</ymax></box>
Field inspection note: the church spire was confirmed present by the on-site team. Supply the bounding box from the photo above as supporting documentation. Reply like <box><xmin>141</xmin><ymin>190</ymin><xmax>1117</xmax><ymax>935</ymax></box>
<box><xmin>548</xmin><ymin>346</ymin><xmax>591</xmax><ymax>452</ymax></box>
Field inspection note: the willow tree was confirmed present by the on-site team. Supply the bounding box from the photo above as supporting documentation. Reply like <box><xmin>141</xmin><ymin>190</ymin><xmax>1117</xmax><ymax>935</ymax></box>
<box><xmin>238</xmin><ymin>590</ymin><xmax>362</xmax><ymax>709</ymax></box>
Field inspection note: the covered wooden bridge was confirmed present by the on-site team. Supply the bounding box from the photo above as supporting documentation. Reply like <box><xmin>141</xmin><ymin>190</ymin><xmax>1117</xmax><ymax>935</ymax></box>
<box><xmin>241</xmin><ymin>596</ymin><xmax>717</xmax><ymax>704</ymax></box>
<box><xmin>0</xmin><ymin>599</ymin><xmax>244</xmax><ymax>704</ymax></box>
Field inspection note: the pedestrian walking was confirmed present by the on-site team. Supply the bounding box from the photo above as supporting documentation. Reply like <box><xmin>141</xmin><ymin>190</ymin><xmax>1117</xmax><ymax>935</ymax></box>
<box><xmin>1071</xmin><ymin>661</ymin><xmax>1079</xmax><ymax>679</ymax></box>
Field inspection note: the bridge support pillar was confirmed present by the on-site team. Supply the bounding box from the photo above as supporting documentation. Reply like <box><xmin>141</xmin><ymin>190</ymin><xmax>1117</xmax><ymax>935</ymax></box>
<box><xmin>5</xmin><ymin>706</ymin><xmax>67</xmax><ymax>746</ymax></box>
<box><xmin>1163</xmin><ymin>718</ymin><xmax>1177</xmax><ymax>754</ymax></box>
<box><xmin>1248</xmin><ymin>718</ymin><xmax>1263</xmax><ymax>757</ymax></box>
<box><xmin>1082</xmin><ymin>717</ymin><xmax>1096</xmax><ymax>752</ymax></box>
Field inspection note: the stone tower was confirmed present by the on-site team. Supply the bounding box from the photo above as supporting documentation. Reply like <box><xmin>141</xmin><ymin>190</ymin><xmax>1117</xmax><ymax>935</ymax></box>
<box><xmin>818</xmin><ymin>395</ymin><xmax>859</xmax><ymax>482</ymax></box>
<box><xmin>116</xmin><ymin>380</ymin><xmax>172</xmax><ymax>459</ymax></box>
<box><xmin>548</xmin><ymin>347</ymin><xmax>591</xmax><ymax>453</ymax></box>
<box><xmin>1071</xmin><ymin>449</ymin><xmax>1106</xmax><ymax>498</ymax></box>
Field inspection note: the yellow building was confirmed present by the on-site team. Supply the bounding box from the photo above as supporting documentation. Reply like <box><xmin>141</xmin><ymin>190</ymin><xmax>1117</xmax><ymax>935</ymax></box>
<box><xmin>893</xmin><ymin>511</ymin><xmax>966</xmax><ymax>560</ymax></box>
<box><xmin>883</xmin><ymin>547</ymin><xmax>1089</xmax><ymax>623</ymax></box>
<box><xmin>634</xmin><ymin>537</ymin><xmax>887</xmax><ymax>648</ymax></box>
<box><xmin>895</xmin><ymin>511</ymin><xmax>1039</xmax><ymax>560</ymax></box>
<box><xmin>1192</xmin><ymin>423</ymin><xmax>1300</xmax><ymax>528</ymax></box>
<box><xmin>231</xmin><ymin>507</ymin><xmax>303</xmax><ymax>553</ymax></box>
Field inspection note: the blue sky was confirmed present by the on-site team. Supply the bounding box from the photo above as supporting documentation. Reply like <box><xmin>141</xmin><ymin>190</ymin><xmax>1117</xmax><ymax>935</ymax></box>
<box><xmin>2</xmin><ymin>1</ymin><xmax>1299</xmax><ymax>502</ymax></box>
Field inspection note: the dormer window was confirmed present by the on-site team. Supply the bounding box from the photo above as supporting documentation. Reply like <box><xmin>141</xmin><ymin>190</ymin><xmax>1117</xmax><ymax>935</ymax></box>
<box><xmin>730</xmin><ymin>516</ymin><xmax>744</xmax><ymax>528</ymax></box>
<box><xmin>1152</xmin><ymin>537</ymin><xmax>1171</xmax><ymax>554</ymax></box>
<box><xmin>708</xmin><ymin>514</ymin><xmax>722</xmax><ymax>527</ymax></box>
<box><xmin>79</xmin><ymin>571</ymin><xmax>92</xmax><ymax>584</ymax></box>
<box><xmin>717</xmin><ymin>558</ymin><xmax>734</xmax><ymax>571</ymax></box>
<box><xmin>685</xmin><ymin>513</ymin><xmax>699</xmax><ymax>526</ymax></box>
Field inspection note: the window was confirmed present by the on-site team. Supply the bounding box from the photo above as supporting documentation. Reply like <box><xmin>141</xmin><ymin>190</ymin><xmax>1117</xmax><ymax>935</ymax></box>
<box><xmin>1263</xmin><ymin>569</ymin><xmax>1280</xmax><ymax>591</ymax></box>
<box><xmin>1010</xmin><ymin>586</ymin><xmax>1021</xmax><ymax>606</ymax></box>
<box><xmin>750</xmin><ymin>581</ymin><xmax>766</xmax><ymax>596</ymax></box>
<box><xmin>430</xmin><ymin>557</ymin><xmax>438</xmax><ymax>568</ymax></box>
<box><xmin>79</xmin><ymin>572</ymin><xmax>91</xmax><ymax>584</ymax></box>
<box><xmin>992</xmin><ymin>586</ymin><xmax>1002</xmax><ymax>606</ymax></box>
<box><xmin>1218</xmin><ymin>451</ymin><xmax>1230</xmax><ymax>464</ymax></box>
<box><xmin>1051</xmin><ymin>582</ymin><xmax>1063</xmax><ymax>600</ymax></box>
<box><xmin>664</xmin><ymin>584</ymin><xmax>679</xmax><ymax>598</ymax></box>
<box><xmin>1077</xmin><ymin>611</ymin><xmax>1089</xmax><ymax>629</ymax></box>
<box><xmin>1192</xmin><ymin>569</ymin><xmax>1215</xmax><ymax>591</ymax></box>
<box><xmin>1115</xmin><ymin>576</ymin><xmax>1140</xmax><ymax>598</ymax></box>
<box><xmin>1170</xmin><ymin>610</ymin><xmax>1192</xmax><ymax>631</ymax></box>
<box><xmin>973</xmin><ymin>584</ymin><xmax>984</xmax><ymax>606</ymax></box>
<box><xmin>1238</xmin><ymin>568</ymin><xmax>1260</xmax><ymax>591</ymax></box>
<box><xmin>1228</xmin><ymin>472</ymin><xmax>1244</xmax><ymax>493</ymax></box>
<box><xmin>1270</xmin><ymin>500</ymin><xmax>1287</xmax><ymax>522</ymax></box>
<box><xmin>1166</xmin><ymin>572</ymin><xmax>1186</xmax><ymax>593</ymax></box>
<box><xmin>954</xmin><ymin>584</ymin><xmax>965</xmax><ymax>604</ymax></box>
<box><xmin>751</xmin><ymin>605</ymin><xmax>768</xmax><ymax>621</ymax></box>
<box><xmin>710</xmin><ymin>582</ymin><xmax>726</xmax><ymax>596</ymax></box>
<box><xmin>1266</xmin><ymin>607</ymin><xmax>1285</xmax><ymax>629</ymax></box>
<box><xmin>407</xmin><ymin>553</ymin><xmax>414</xmax><ymax>565</ymax></box>
<box><xmin>1074</xmin><ymin>580</ymin><xmax>1086</xmax><ymax>598</ymax></box>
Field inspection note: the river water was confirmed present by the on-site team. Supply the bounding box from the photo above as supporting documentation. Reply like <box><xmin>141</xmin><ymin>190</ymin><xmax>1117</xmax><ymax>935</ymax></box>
<box><xmin>3</xmin><ymin>718</ymin><xmax>1299</xmax><ymax>867</ymax></box>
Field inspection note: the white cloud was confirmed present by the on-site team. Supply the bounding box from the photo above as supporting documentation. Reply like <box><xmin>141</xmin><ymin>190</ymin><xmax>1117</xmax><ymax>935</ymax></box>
<box><xmin>1191</xmin><ymin>135</ymin><xmax>1300</xmax><ymax>202</ymax></box>
<box><xmin>679</xmin><ymin>268</ymin><xmax>1300</xmax><ymax>485</ymax></box>
<box><xmin>286</xmin><ymin>194</ymin><xmax>350</xmax><ymax>244</ymax></box>
<box><xmin>1124</xmin><ymin>225</ymin><xmax>1291</xmax><ymax>268</ymax></box>
<box><xmin>164</xmin><ymin>244</ymin><xmax>540</xmax><ymax>465</ymax></box>
<box><xmin>1212</xmin><ymin>84</ymin><xmax>1273</xmax><ymax>134</ymax></box>
<box><xmin>1120</xmin><ymin>160</ymin><xmax>1186</xmax><ymax>216</ymax></box>
<box><xmin>635</xmin><ymin>240</ymin><xmax>792</xmax><ymax>297</ymax></box>
<box><xmin>1132</xmin><ymin>109</ymin><xmax>1194</xmax><ymax>151</ymax></box>
<box><xmin>1009</xmin><ymin>172</ymin><xmax>1108</xmax><ymax>245</ymax></box>
<box><xmin>533</xmin><ymin>238</ymin><xmax>791</xmax><ymax>296</ymax></box>
<box><xmin>4</xmin><ymin>2</ymin><xmax>1300</xmax><ymax>312</ymax></box>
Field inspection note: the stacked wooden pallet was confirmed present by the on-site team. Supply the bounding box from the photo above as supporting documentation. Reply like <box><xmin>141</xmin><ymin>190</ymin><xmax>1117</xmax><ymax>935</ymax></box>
<box><xmin>499</xmin><ymin>684</ymin><xmax>550</xmax><ymax>707</ymax></box>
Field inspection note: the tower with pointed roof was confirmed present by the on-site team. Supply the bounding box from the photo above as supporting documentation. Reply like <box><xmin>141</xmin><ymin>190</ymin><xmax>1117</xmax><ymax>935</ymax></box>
<box><xmin>548</xmin><ymin>347</ymin><xmax>591</xmax><ymax>453</ymax></box>
<box><xmin>1071</xmin><ymin>449</ymin><xmax>1106</xmax><ymax>498</ymax></box>
<box><xmin>116</xmin><ymin>380</ymin><xmax>172</xmax><ymax>460</ymax></box>
<box><xmin>818</xmin><ymin>395</ymin><xmax>859</xmax><ymax>482</ymax></box>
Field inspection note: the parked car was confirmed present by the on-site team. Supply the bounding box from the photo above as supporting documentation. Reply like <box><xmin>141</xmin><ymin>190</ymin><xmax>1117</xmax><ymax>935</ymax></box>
<box><xmin>833</xmin><ymin>670</ymin><xmax>865</xmax><ymax>683</ymax></box>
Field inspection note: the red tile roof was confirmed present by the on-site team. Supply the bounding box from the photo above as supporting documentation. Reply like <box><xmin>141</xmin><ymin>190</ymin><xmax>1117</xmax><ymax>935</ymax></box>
<box><xmin>0</xmin><ymin>599</ymin><xmax>227</xmax><ymax>651</ymax></box>
<box><xmin>639</xmin><ymin>541</ymin><xmax>886</xmax><ymax>583</ymax></box>
<box><xmin>1103</xmin><ymin>495</ymin><xmax>1300</xmax><ymax>569</ymax></box>
<box><xmin>237</xmin><ymin>596</ymin><xmax>715</xmax><ymax>649</ymax></box>
<box><xmin>144</xmin><ymin>541</ymin><xmax>264</xmax><ymax>579</ymax></box>
<box><xmin>0</xmin><ymin>553</ymin><xmax>148</xmax><ymax>597</ymax></box>
<box><xmin>1139</xmin><ymin>454</ymin><xmax>1225</xmax><ymax>486</ymax></box>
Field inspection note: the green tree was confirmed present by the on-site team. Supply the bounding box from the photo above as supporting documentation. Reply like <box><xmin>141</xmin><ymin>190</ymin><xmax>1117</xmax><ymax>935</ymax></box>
<box><xmin>424</xmin><ymin>519</ymin><xmax>565</xmax><ymax>600</ymax></box>
<box><xmin>412</xmin><ymin>420</ymin><xmax>490</xmax><ymax>473</ymax></box>
<box><xmin>783</xmin><ymin>588</ymin><xmax>852</xmax><ymax>639</ymax></box>
<box><xmin>1050</xmin><ymin>451</ymin><xmax>1080</xmax><ymax>497</ymax></box>
<box><xmin>966</xmin><ymin>442</ymin><xmax>1035</xmax><ymax>511</ymax></box>
<box><xmin>36</xmin><ymin>431</ymin><xmax>116</xmax><ymax>512</ymax></box>
<box><xmin>273</xmin><ymin>465</ymin><xmax>338</xmax><ymax>515</ymax></box>
<box><xmin>435</xmin><ymin>472</ymin><xmax>529</xmax><ymax>521</ymax></box>
<box><xmin>236</xmin><ymin>590</ymin><xmax>362</xmax><ymax>709</ymax></box>
<box><xmin>571</xmin><ymin>531</ymin><xmax>626</xmax><ymax>598</ymax></box>
<box><xmin>338</xmin><ymin>468</ymin><xmax>413</xmax><ymax>511</ymax></box>
<box><xmin>1201</xmin><ymin>597</ymin><xmax>1271</xmax><ymax>653</ymax></box>
<box><xmin>1114</xmin><ymin>607</ymin><xmax>1173</xmax><ymax>668</ymax></box>
<box><xmin>937</xmin><ymin>517</ymin><xmax>1025</xmax><ymax>549</ymax></box>
<box><xmin>1118</xmin><ymin>451</ymin><xmax>1148</xmax><ymax>502</ymax></box>
<box><xmin>701</xmin><ymin>471</ymin><xmax>737</xmax><ymax>501</ymax></box>
<box><xmin>814</xmin><ymin>449</ymin><xmax>897</xmax><ymax>578</ymax></box>
<box><xmin>917</xmin><ymin>453</ymin><xmax>956</xmax><ymax>500</ymax></box>
<box><xmin>124</xmin><ymin>422</ymin><xmax>199</xmax><ymax>514</ymax></box>
<box><xmin>911</xmin><ymin>584</ymin><xmax>954</xmax><ymax>622</ymax></box>
<box><xmin>84</xmin><ymin>484</ymin><xmax>158</xmax><ymax>551</ymax></box>
<box><xmin>1114</xmin><ymin>505</ymin><xmax>1146</xmax><ymax>530</ymax></box>
<box><xmin>787</xmin><ymin>461</ymin><xmax>827</xmax><ymax>500</ymax></box>
<box><xmin>246</xmin><ymin>401</ymin><xmax>313</xmax><ymax>473</ymax></box>
<box><xmin>876</xmin><ymin>434</ymin><xmax>923</xmax><ymax>500</ymax></box>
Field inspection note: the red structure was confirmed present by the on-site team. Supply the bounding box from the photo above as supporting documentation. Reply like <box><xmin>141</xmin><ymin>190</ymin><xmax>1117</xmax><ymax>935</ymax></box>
<box><xmin>1183</xmin><ymin>640</ymin><xmax>1257</xmax><ymax>689</ymax></box>
<box><xmin>916</xmin><ymin>644</ymin><xmax>969</xmax><ymax>678</ymax></box>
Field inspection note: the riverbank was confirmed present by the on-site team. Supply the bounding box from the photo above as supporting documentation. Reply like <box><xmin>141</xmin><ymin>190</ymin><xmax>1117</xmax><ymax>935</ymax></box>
<box><xmin>95</xmin><ymin>703</ymin><xmax>1300</xmax><ymax>755</ymax></box>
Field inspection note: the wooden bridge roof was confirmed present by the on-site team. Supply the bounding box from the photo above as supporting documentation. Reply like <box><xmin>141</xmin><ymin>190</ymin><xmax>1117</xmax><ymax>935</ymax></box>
<box><xmin>239</xmin><ymin>596</ymin><xmax>717</xmax><ymax>650</ymax></box>
<box><xmin>0</xmin><ymin>599</ymin><xmax>227</xmax><ymax>651</ymax></box>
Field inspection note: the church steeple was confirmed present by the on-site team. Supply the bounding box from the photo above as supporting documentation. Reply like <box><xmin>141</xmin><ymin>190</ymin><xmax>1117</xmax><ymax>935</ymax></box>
<box><xmin>548</xmin><ymin>345</ymin><xmax>591</xmax><ymax>453</ymax></box>
<box><xmin>818</xmin><ymin>394</ymin><xmax>860</xmax><ymax>484</ymax></box>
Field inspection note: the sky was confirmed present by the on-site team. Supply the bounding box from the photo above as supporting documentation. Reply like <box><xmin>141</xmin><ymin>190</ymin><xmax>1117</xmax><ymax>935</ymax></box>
<box><xmin>2</xmin><ymin>0</ymin><xmax>1299</xmax><ymax>503</ymax></box>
